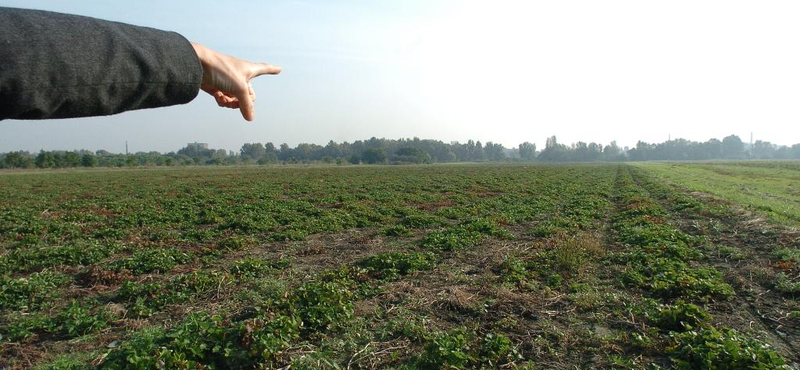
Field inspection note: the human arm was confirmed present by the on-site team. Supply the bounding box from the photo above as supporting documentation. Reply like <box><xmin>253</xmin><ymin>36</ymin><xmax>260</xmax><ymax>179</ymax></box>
<box><xmin>0</xmin><ymin>7</ymin><xmax>280</xmax><ymax>121</ymax></box>
<box><xmin>191</xmin><ymin>43</ymin><xmax>281</xmax><ymax>121</ymax></box>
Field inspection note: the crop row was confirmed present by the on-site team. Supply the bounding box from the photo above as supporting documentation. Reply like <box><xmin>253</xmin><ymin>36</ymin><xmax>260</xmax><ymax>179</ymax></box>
<box><xmin>609</xmin><ymin>167</ymin><xmax>790</xmax><ymax>369</ymax></box>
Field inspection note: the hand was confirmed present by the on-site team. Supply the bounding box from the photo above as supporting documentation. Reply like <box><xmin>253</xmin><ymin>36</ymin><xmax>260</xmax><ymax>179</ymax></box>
<box><xmin>191</xmin><ymin>42</ymin><xmax>281</xmax><ymax>121</ymax></box>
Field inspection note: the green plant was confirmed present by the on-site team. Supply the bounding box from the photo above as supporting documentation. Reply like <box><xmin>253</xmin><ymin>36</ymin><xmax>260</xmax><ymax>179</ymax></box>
<box><xmin>295</xmin><ymin>274</ymin><xmax>355</xmax><ymax>331</ymax></box>
<box><xmin>418</xmin><ymin>328</ymin><xmax>475</xmax><ymax>369</ymax></box>
<box><xmin>231</xmin><ymin>257</ymin><xmax>289</xmax><ymax>278</ymax></box>
<box><xmin>420</xmin><ymin>227</ymin><xmax>483</xmax><ymax>252</ymax></box>
<box><xmin>0</xmin><ymin>271</ymin><xmax>69</xmax><ymax>310</ymax></box>
<box><xmin>498</xmin><ymin>257</ymin><xmax>528</xmax><ymax>286</ymax></box>
<box><xmin>479</xmin><ymin>333</ymin><xmax>521</xmax><ymax>366</ymax></box>
<box><xmin>111</xmin><ymin>248</ymin><xmax>191</xmax><ymax>274</ymax></box>
<box><xmin>651</xmin><ymin>301</ymin><xmax>711</xmax><ymax>332</ymax></box>
<box><xmin>381</xmin><ymin>224</ymin><xmax>412</xmax><ymax>237</ymax></box>
<box><xmin>774</xmin><ymin>273</ymin><xmax>800</xmax><ymax>295</ymax></box>
<box><xmin>359</xmin><ymin>251</ymin><xmax>435</xmax><ymax>280</ymax></box>
<box><xmin>669</xmin><ymin>327</ymin><xmax>790</xmax><ymax>369</ymax></box>
<box><xmin>55</xmin><ymin>300</ymin><xmax>112</xmax><ymax>337</ymax></box>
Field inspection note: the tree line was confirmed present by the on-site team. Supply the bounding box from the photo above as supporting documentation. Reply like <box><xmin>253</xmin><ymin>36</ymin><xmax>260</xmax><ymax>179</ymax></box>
<box><xmin>1</xmin><ymin>135</ymin><xmax>799</xmax><ymax>169</ymax></box>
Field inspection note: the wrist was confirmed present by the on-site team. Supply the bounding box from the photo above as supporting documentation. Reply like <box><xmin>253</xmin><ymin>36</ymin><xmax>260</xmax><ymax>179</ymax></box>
<box><xmin>190</xmin><ymin>42</ymin><xmax>212</xmax><ymax>85</ymax></box>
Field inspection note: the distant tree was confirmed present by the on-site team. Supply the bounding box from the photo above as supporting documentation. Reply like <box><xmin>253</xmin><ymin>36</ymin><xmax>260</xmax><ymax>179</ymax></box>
<box><xmin>537</xmin><ymin>136</ymin><xmax>568</xmax><ymax>162</ymax></box>
<box><xmin>3</xmin><ymin>151</ymin><xmax>33</xmax><ymax>168</ymax></box>
<box><xmin>791</xmin><ymin>144</ymin><xmax>800</xmax><ymax>159</ymax></box>
<box><xmin>518</xmin><ymin>142</ymin><xmax>536</xmax><ymax>160</ymax></box>
<box><xmin>483</xmin><ymin>142</ymin><xmax>506</xmax><ymax>161</ymax></box>
<box><xmin>35</xmin><ymin>151</ymin><xmax>55</xmax><ymax>168</ymax></box>
<box><xmin>80</xmin><ymin>153</ymin><xmax>97</xmax><ymax>167</ymax></box>
<box><xmin>751</xmin><ymin>140</ymin><xmax>776</xmax><ymax>159</ymax></box>
<box><xmin>348</xmin><ymin>154</ymin><xmax>361</xmax><ymax>164</ymax></box>
<box><xmin>240</xmin><ymin>143</ymin><xmax>266</xmax><ymax>160</ymax></box>
<box><xmin>603</xmin><ymin>141</ymin><xmax>622</xmax><ymax>161</ymax></box>
<box><xmin>393</xmin><ymin>147</ymin><xmax>430</xmax><ymax>164</ymax></box>
<box><xmin>361</xmin><ymin>148</ymin><xmax>387</xmax><ymax>164</ymax></box>
<box><xmin>721</xmin><ymin>135</ymin><xmax>745</xmax><ymax>159</ymax></box>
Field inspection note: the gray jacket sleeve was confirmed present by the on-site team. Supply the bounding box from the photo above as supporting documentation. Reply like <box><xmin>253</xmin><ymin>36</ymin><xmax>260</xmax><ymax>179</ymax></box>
<box><xmin>0</xmin><ymin>7</ymin><xmax>203</xmax><ymax>120</ymax></box>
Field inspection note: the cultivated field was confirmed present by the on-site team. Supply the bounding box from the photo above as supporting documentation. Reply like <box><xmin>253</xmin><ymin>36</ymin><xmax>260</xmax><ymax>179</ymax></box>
<box><xmin>0</xmin><ymin>164</ymin><xmax>798</xmax><ymax>369</ymax></box>
<box><xmin>637</xmin><ymin>161</ymin><xmax>800</xmax><ymax>227</ymax></box>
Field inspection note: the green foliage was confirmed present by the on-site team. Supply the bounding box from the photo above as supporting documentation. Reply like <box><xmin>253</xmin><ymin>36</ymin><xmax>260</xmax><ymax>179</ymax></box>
<box><xmin>622</xmin><ymin>258</ymin><xmax>734</xmax><ymax>300</ymax></box>
<box><xmin>0</xmin><ymin>241</ymin><xmax>118</xmax><ymax>274</ymax></box>
<box><xmin>414</xmin><ymin>329</ymin><xmax>520</xmax><ymax>370</ymax></box>
<box><xmin>774</xmin><ymin>273</ymin><xmax>800</xmax><ymax>295</ymax></box>
<box><xmin>239</xmin><ymin>313</ymin><xmax>301</xmax><ymax>360</ymax></box>
<box><xmin>420</xmin><ymin>226</ymin><xmax>483</xmax><ymax>252</ymax></box>
<box><xmin>418</xmin><ymin>328</ymin><xmax>475</xmax><ymax>369</ymax></box>
<box><xmin>55</xmin><ymin>300</ymin><xmax>112</xmax><ymax>337</ymax></box>
<box><xmin>498</xmin><ymin>257</ymin><xmax>528</xmax><ymax>286</ymax></box>
<box><xmin>218</xmin><ymin>235</ymin><xmax>255</xmax><ymax>251</ymax></box>
<box><xmin>669</xmin><ymin>327</ymin><xmax>791</xmax><ymax>370</ymax></box>
<box><xmin>0</xmin><ymin>271</ymin><xmax>69</xmax><ymax>310</ymax></box>
<box><xmin>111</xmin><ymin>248</ymin><xmax>191</xmax><ymax>274</ymax></box>
<box><xmin>115</xmin><ymin>271</ymin><xmax>223</xmax><ymax>316</ymax></box>
<box><xmin>402</xmin><ymin>214</ymin><xmax>448</xmax><ymax>229</ymax></box>
<box><xmin>231</xmin><ymin>257</ymin><xmax>289</xmax><ymax>278</ymax></box>
<box><xmin>381</xmin><ymin>224</ymin><xmax>412</xmax><ymax>237</ymax></box>
<box><xmin>651</xmin><ymin>301</ymin><xmax>711</xmax><ymax>332</ymax></box>
<box><xmin>34</xmin><ymin>354</ymin><xmax>92</xmax><ymax>370</ymax></box>
<box><xmin>1</xmin><ymin>311</ymin><xmax>55</xmax><ymax>342</ymax></box>
<box><xmin>295</xmin><ymin>273</ymin><xmax>356</xmax><ymax>331</ymax></box>
<box><xmin>359</xmin><ymin>251</ymin><xmax>435</xmax><ymax>280</ymax></box>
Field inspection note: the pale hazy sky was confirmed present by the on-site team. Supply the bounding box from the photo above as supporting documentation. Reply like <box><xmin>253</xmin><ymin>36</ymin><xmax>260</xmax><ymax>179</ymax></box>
<box><xmin>1</xmin><ymin>0</ymin><xmax>799</xmax><ymax>153</ymax></box>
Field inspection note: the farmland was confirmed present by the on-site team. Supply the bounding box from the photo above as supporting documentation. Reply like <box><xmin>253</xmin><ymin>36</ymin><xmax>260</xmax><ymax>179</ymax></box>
<box><xmin>0</xmin><ymin>164</ymin><xmax>798</xmax><ymax>369</ymax></box>
<box><xmin>636</xmin><ymin>161</ymin><xmax>800</xmax><ymax>227</ymax></box>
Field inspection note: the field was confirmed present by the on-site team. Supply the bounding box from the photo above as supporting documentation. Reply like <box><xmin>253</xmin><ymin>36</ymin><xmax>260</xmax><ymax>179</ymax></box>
<box><xmin>636</xmin><ymin>161</ymin><xmax>800</xmax><ymax>227</ymax></box>
<box><xmin>0</xmin><ymin>164</ymin><xmax>798</xmax><ymax>369</ymax></box>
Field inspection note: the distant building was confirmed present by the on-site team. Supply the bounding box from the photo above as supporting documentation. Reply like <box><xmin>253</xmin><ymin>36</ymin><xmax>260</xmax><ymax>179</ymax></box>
<box><xmin>187</xmin><ymin>142</ymin><xmax>209</xmax><ymax>150</ymax></box>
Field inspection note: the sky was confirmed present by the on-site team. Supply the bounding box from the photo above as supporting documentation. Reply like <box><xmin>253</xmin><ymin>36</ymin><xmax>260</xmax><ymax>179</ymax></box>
<box><xmin>1</xmin><ymin>0</ymin><xmax>799</xmax><ymax>153</ymax></box>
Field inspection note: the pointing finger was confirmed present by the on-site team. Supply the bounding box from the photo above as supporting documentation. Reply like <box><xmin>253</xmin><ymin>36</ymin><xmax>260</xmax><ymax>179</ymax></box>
<box><xmin>237</xmin><ymin>88</ymin><xmax>255</xmax><ymax>122</ymax></box>
<box><xmin>251</xmin><ymin>62</ymin><xmax>281</xmax><ymax>78</ymax></box>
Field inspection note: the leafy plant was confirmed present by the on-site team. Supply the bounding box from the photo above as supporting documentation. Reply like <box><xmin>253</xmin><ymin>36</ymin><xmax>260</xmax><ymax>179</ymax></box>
<box><xmin>0</xmin><ymin>271</ymin><xmax>69</xmax><ymax>310</ymax></box>
<box><xmin>651</xmin><ymin>301</ymin><xmax>711</xmax><ymax>332</ymax></box>
<box><xmin>669</xmin><ymin>327</ymin><xmax>791</xmax><ymax>370</ymax></box>
<box><xmin>359</xmin><ymin>251</ymin><xmax>435</xmax><ymax>280</ymax></box>
<box><xmin>111</xmin><ymin>248</ymin><xmax>191</xmax><ymax>274</ymax></box>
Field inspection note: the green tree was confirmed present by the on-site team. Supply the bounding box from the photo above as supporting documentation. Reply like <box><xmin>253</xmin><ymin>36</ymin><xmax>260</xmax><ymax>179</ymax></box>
<box><xmin>361</xmin><ymin>148</ymin><xmax>387</xmax><ymax>164</ymax></box>
<box><xmin>518</xmin><ymin>142</ymin><xmax>536</xmax><ymax>160</ymax></box>
<box><xmin>722</xmin><ymin>135</ymin><xmax>745</xmax><ymax>159</ymax></box>
<box><xmin>80</xmin><ymin>153</ymin><xmax>97</xmax><ymax>167</ymax></box>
